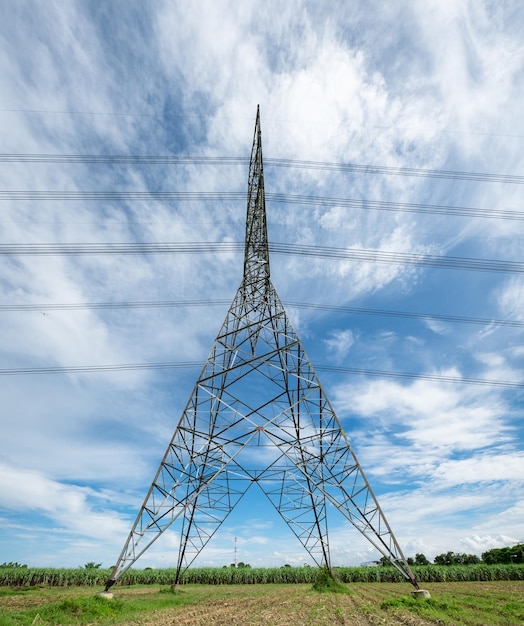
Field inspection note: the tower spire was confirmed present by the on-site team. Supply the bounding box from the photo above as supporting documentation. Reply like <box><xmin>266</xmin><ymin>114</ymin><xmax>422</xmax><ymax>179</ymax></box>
<box><xmin>243</xmin><ymin>105</ymin><xmax>270</xmax><ymax>297</ymax></box>
<box><xmin>104</xmin><ymin>108</ymin><xmax>418</xmax><ymax>592</ymax></box>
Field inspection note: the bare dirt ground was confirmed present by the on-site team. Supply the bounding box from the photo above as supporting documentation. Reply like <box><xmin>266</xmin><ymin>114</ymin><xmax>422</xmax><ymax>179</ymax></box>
<box><xmin>114</xmin><ymin>581</ymin><xmax>523</xmax><ymax>626</ymax></box>
<box><xmin>130</xmin><ymin>585</ymin><xmax>429</xmax><ymax>625</ymax></box>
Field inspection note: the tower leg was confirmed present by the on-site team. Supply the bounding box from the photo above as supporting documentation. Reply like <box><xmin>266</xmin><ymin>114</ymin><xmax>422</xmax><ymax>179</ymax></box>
<box><xmin>102</xmin><ymin>106</ymin><xmax>419</xmax><ymax>591</ymax></box>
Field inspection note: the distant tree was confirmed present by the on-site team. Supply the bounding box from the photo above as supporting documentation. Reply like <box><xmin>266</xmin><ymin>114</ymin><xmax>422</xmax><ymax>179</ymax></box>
<box><xmin>237</xmin><ymin>562</ymin><xmax>251</xmax><ymax>568</ymax></box>
<box><xmin>434</xmin><ymin>551</ymin><xmax>479</xmax><ymax>565</ymax></box>
<box><xmin>460</xmin><ymin>553</ymin><xmax>480</xmax><ymax>565</ymax></box>
<box><xmin>415</xmin><ymin>553</ymin><xmax>430</xmax><ymax>566</ymax></box>
<box><xmin>0</xmin><ymin>562</ymin><xmax>27</xmax><ymax>568</ymax></box>
<box><xmin>378</xmin><ymin>556</ymin><xmax>392</xmax><ymax>567</ymax></box>
<box><xmin>482</xmin><ymin>548</ymin><xmax>504</xmax><ymax>564</ymax></box>
<box><xmin>434</xmin><ymin>551</ymin><xmax>455</xmax><ymax>565</ymax></box>
<box><xmin>511</xmin><ymin>545</ymin><xmax>524</xmax><ymax>564</ymax></box>
<box><xmin>482</xmin><ymin>543</ymin><xmax>524</xmax><ymax>564</ymax></box>
<box><xmin>82</xmin><ymin>562</ymin><xmax>102</xmax><ymax>569</ymax></box>
<box><xmin>230</xmin><ymin>563</ymin><xmax>236</xmax><ymax>568</ymax></box>
<box><xmin>407</xmin><ymin>557</ymin><xmax>414</xmax><ymax>566</ymax></box>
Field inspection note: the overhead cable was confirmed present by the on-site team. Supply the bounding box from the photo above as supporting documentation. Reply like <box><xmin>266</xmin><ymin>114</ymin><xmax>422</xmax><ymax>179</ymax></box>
<box><xmin>267</xmin><ymin>158</ymin><xmax>524</xmax><ymax>184</ymax></box>
<box><xmin>0</xmin><ymin>360</ymin><xmax>521</xmax><ymax>388</ymax></box>
<box><xmin>0</xmin><ymin>153</ymin><xmax>521</xmax><ymax>184</ymax></box>
<box><xmin>0</xmin><ymin>189</ymin><xmax>521</xmax><ymax>220</ymax></box>
<box><xmin>1</xmin><ymin>298</ymin><xmax>523</xmax><ymax>329</ymax></box>
<box><xmin>1</xmin><ymin>241</ymin><xmax>522</xmax><ymax>273</ymax></box>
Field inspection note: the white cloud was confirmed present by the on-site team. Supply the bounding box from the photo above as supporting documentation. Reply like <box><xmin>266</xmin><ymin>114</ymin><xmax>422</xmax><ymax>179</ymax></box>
<box><xmin>0</xmin><ymin>0</ymin><xmax>522</xmax><ymax>572</ymax></box>
<box><xmin>459</xmin><ymin>534</ymin><xmax>521</xmax><ymax>555</ymax></box>
<box><xmin>433</xmin><ymin>452</ymin><xmax>524</xmax><ymax>486</ymax></box>
<box><xmin>0</xmin><ymin>461</ymin><xmax>129</xmax><ymax>539</ymax></box>
<box><xmin>331</xmin><ymin>373</ymin><xmax>517</xmax><ymax>503</ymax></box>
<box><xmin>497</xmin><ymin>277</ymin><xmax>524</xmax><ymax>321</ymax></box>
<box><xmin>323</xmin><ymin>329</ymin><xmax>354</xmax><ymax>363</ymax></box>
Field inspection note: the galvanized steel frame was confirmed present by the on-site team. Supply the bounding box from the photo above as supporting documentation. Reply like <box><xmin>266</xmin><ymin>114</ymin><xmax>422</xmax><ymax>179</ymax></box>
<box><xmin>105</xmin><ymin>107</ymin><xmax>418</xmax><ymax>590</ymax></box>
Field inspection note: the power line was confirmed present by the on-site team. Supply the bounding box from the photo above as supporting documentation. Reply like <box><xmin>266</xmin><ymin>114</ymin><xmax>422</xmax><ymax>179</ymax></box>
<box><xmin>269</xmin><ymin>194</ymin><xmax>524</xmax><ymax>221</ymax></box>
<box><xmin>0</xmin><ymin>241</ymin><xmax>240</xmax><ymax>255</ymax></box>
<box><xmin>316</xmin><ymin>366</ymin><xmax>523</xmax><ymax>389</ymax></box>
<box><xmin>287</xmin><ymin>302</ymin><xmax>524</xmax><ymax>329</ymax></box>
<box><xmin>0</xmin><ymin>360</ymin><xmax>521</xmax><ymax>388</ymax></box>
<box><xmin>267</xmin><ymin>158</ymin><xmax>524</xmax><ymax>184</ymax></box>
<box><xmin>0</xmin><ymin>153</ymin><xmax>522</xmax><ymax>184</ymax></box>
<box><xmin>0</xmin><ymin>190</ymin><xmax>245</xmax><ymax>200</ymax></box>
<box><xmin>0</xmin><ymin>362</ymin><xmax>198</xmax><ymax>375</ymax></box>
<box><xmin>1</xmin><ymin>188</ymin><xmax>522</xmax><ymax>221</ymax></box>
<box><xmin>1</xmin><ymin>298</ymin><xmax>523</xmax><ymax>329</ymax></box>
<box><xmin>1</xmin><ymin>241</ymin><xmax>522</xmax><ymax>273</ymax></box>
<box><xmin>0</xmin><ymin>299</ymin><xmax>230</xmax><ymax>312</ymax></box>
<box><xmin>271</xmin><ymin>243</ymin><xmax>524</xmax><ymax>273</ymax></box>
<box><xmin>0</xmin><ymin>154</ymin><xmax>246</xmax><ymax>164</ymax></box>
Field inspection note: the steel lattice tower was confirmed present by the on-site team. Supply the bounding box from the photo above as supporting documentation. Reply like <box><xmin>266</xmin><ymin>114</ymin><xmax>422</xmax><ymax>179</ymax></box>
<box><xmin>104</xmin><ymin>107</ymin><xmax>418</xmax><ymax>591</ymax></box>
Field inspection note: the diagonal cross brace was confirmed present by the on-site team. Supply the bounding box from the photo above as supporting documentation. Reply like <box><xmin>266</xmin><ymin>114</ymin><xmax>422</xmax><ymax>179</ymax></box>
<box><xmin>104</xmin><ymin>107</ymin><xmax>418</xmax><ymax>592</ymax></box>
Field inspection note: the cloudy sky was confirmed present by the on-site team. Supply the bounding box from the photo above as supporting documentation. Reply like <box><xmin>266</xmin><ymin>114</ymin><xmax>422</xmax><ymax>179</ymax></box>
<box><xmin>0</xmin><ymin>0</ymin><xmax>523</xmax><ymax>571</ymax></box>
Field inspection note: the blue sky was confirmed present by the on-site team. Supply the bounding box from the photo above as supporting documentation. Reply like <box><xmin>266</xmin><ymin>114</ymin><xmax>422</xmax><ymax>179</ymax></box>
<box><xmin>0</xmin><ymin>0</ymin><xmax>523</xmax><ymax>570</ymax></box>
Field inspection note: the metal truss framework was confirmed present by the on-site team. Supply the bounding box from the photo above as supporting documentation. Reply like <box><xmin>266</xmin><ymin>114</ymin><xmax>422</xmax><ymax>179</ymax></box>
<box><xmin>105</xmin><ymin>106</ymin><xmax>418</xmax><ymax>590</ymax></box>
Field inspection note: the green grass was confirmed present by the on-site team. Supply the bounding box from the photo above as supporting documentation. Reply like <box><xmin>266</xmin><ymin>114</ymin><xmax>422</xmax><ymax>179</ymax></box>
<box><xmin>0</xmin><ymin>582</ymin><xmax>523</xmax><ymax>626</ymax></box>
<box><xmin>382</xmin><ymin>595</ymin><xmax>461</xmax><ymax>623</ymax></box>
<box><xmin>310</xmin><ymin>567</ymin><xmax>351</xmax><ymax>594</ymax></box>
<box><xmin>36</xmin><ymin>596</ymin><xmax>127</xmax><ymax>623</ymax></box>
<box><xmin>381</xmin><ymin>587</ymin><xmax>524</xmax><ymax>625</ymax></box>
<box><xmin>0</xmin><ymin>586</ymin><xmax>201</xmax><ymax>626</ymax></box>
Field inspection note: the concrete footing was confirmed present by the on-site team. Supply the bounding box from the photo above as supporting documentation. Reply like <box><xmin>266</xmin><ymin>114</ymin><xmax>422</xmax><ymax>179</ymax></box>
<box><xmin>412</xmin><ymin>589</ymin><xmax>431</xmax><ymax>599</ymax></box>
<box><xmin>97</xmin><ymin>591</ymin><xmax>114</xmax><ymax>600</ymax></box>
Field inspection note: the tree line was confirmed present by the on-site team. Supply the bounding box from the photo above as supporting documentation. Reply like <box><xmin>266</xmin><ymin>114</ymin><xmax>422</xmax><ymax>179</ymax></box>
<box><xmin>378</xmin><ymin>543</ymin><xmax>524</xmax><ymax>567</ymax></box>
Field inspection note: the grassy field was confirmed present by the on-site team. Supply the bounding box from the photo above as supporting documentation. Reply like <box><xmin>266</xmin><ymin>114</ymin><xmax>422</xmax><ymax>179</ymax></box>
<box><xmin>0</xmin><ymin>580</ymin><xmax>523</xmax><ymax>625</ymax></box>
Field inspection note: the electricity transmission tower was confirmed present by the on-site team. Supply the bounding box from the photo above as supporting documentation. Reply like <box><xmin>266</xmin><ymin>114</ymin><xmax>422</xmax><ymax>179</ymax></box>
<box><xmin>104</xmin><ymin>106</ymin><xmax>418</xmax><ymax>591</ymax></box>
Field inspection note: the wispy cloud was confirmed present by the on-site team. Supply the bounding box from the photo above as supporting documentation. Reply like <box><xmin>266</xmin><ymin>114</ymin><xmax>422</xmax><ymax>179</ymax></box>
<box><xmin>0</xmin><ymin>0</ymin><xmax>522</xmax><ymax>569</ymax></box>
